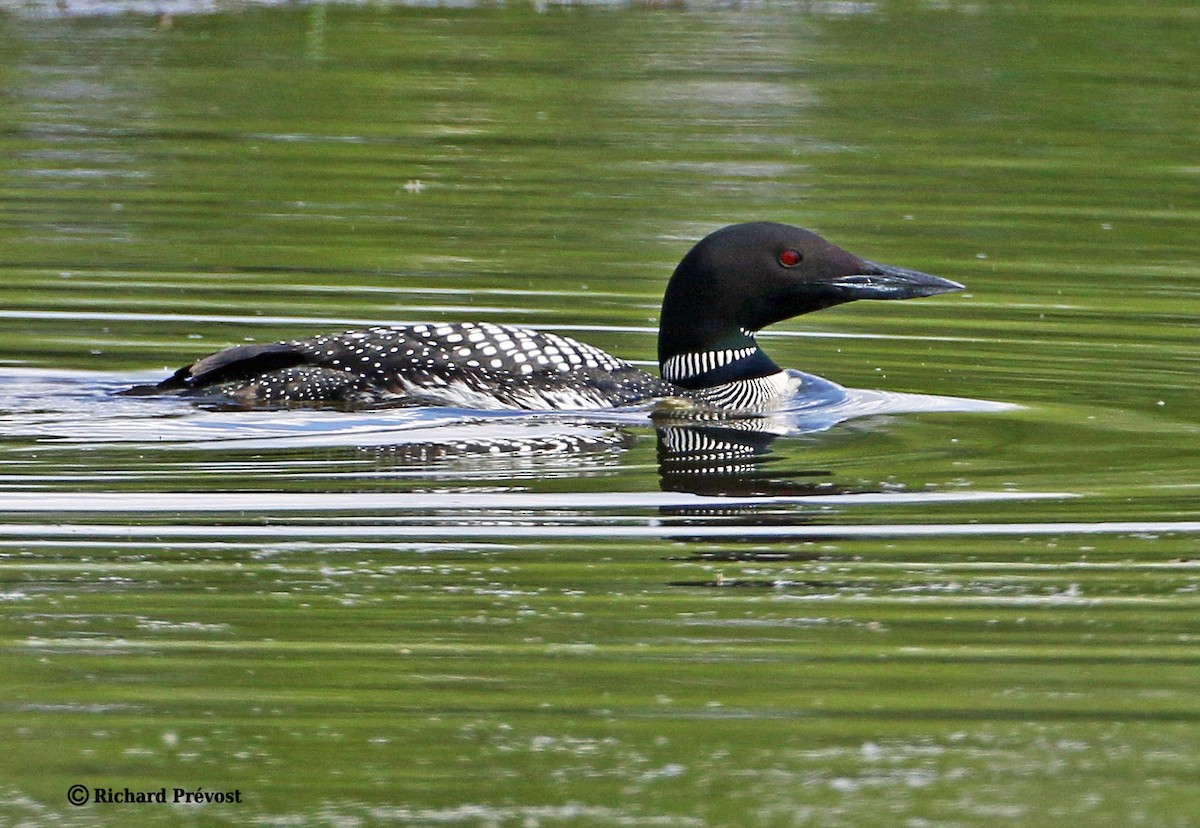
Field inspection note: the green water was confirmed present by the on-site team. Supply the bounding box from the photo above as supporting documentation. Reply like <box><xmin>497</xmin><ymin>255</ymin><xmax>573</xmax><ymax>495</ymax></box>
<box><xmin>2</xmin><ymin>2</ymin><xmax>1200</xmax><ymax>826</ymax></box>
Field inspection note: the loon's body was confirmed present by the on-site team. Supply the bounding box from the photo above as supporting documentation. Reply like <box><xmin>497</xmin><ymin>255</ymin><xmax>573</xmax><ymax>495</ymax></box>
<box><xmin>125</xmin><ymin>222</ymin><xmax>963</xmax><ymax>411</ymax></box>
<box><xmin>148</xmin><ymin>323</ymin><xmax>673</xmax><ymax>411</ymax></box>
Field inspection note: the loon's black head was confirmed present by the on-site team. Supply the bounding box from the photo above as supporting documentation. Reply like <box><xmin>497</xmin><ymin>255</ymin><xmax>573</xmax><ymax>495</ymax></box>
<box><xmin>657</xmin><ymin>222</ymin><xmax>963</xmax><ymax>389</ymax></box>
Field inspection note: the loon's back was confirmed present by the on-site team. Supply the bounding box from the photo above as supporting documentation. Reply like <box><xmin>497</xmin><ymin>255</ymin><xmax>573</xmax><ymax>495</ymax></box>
<box><xmin>130</xmin><ymin>322</ymin><xmax>674</xmax><ymax>410</ymax></box>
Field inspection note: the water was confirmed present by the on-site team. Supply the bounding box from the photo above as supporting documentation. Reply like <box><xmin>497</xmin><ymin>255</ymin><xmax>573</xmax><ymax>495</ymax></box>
<box><xmin>2</xmin><ymin>2</ymin><xmax>1200</xmax><ymax>825</ymax></box>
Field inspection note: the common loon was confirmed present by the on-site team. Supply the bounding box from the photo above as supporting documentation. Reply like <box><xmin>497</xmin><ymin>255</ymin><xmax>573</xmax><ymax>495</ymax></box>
<box><xmin>124</xmin><ymin>222</ymin><xmax>963</xmax><ymax>411</ymax></box>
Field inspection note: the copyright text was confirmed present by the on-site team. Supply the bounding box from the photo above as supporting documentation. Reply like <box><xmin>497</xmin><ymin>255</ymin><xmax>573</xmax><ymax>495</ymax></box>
<box><xmin>67</xmin><ymin>785</ymin><xmax>243</xmax><ymax>807</ymax></box>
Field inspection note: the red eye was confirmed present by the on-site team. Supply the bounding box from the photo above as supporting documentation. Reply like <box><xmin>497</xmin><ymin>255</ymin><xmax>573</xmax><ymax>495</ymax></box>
<box><xmin>779</xmin><ymin>248</ymin><xmax>802</xmax><ymax>267</ymax></box>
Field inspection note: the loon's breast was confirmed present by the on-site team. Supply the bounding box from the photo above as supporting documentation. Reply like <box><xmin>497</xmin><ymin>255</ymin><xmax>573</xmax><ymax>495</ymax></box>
<box><xmin>141</xmin><ymin>323</ymin><xmax>677</xmax><ymax>410</ymax></box>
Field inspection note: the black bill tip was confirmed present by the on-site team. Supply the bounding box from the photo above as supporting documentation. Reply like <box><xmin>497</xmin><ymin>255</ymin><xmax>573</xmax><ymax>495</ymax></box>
<box><xmin>822</xmin><ymin>261</ymin><xmax>965</xmax><ymax>300</ymax></box>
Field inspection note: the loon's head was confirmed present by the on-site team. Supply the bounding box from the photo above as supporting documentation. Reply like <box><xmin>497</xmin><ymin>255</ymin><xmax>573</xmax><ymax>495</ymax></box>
<box><xmin>657</xmin><ymin>222</ymin><xmax>963</xmax><ymax>388</ymax></box>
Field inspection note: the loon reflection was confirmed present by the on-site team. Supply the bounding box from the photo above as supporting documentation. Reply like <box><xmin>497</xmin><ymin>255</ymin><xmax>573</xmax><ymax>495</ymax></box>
<box><xmin>654</xmin><ymin>420</ymin><xmax>846</xmax><ymax>497</ymax></box>
<box><xmin>337</xmin><ymin>409</ymin><xmax>872</xmax><ymax>498</ymax></box>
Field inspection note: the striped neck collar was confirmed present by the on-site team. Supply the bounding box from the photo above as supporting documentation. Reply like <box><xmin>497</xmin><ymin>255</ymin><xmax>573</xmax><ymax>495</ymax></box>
<box><xmin>687</xmin><ymin>370</ymin><xmax>795</xmax><ymax>411</ymax></box>
<box><xmin>660</xmin><ymin>331</ymin><xmax>781</xmax><ymax>390</ymax></box>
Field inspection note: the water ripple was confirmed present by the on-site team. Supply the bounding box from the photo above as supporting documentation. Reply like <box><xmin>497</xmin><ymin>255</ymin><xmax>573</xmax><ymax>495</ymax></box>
<box><xmin>0</xmin><ymin>367</ymin><xmax>1015</xmax><ymax>450</ymax></box>
<box><xmin>2</xmin><ymin>520</ymin><xmax>1197</xmax><ymax>541</ymax></box>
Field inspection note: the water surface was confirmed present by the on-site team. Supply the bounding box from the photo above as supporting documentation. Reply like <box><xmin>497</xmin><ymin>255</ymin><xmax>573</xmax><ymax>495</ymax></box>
<box><xmin>2</xmin><ymin>2</ymin><xmax>1200</xmax><ymax>825</ymax></box>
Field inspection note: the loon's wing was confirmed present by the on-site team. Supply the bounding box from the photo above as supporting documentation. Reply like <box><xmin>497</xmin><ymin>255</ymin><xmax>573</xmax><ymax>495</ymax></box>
<box><xmin>121</xmin><ymin>342</ymin><xmax>309</xmax><ymax>395</ymax></box>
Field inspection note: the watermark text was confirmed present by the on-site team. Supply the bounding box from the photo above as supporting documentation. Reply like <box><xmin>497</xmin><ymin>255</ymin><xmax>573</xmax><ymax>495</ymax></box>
<box><xmin>68</xmin><ymin>785</ymin><xmax>243</xmax><ymax>807</ymax></box>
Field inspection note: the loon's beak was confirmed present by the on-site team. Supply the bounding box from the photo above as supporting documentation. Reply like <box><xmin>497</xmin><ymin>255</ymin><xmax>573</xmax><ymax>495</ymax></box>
<box><xmin>823</xmin><ymin>261</ymin><xmax>965</xmax><ymax>300</ymax></box>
